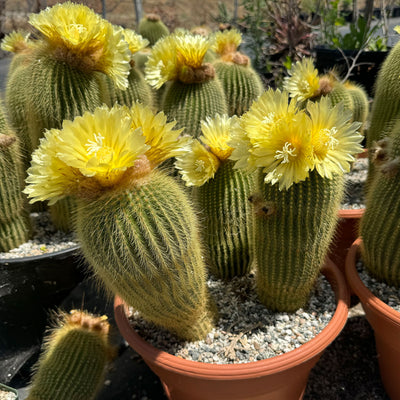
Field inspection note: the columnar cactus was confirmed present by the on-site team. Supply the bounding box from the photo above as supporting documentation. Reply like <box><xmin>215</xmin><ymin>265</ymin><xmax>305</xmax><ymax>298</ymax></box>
<box><xmin>211</xmin><ymin>29</ymin><xmax>263</xmax><ymax>116</ymax></box>
<box><xmin>176</xmin><ymin>114</ymin><xmax>255</xmax><ymax>279</ymax></box>
<box><xmin>230</xmin><ymin>90</ymin><xmax>362</xmax><ymax>311</ymax></box>
<box><xmin>5</xmin><ymin>2</ymin><xmax>131</xmax><ymax>231</ymax></box>
<box><xmin>283</xmin><ymin>58</ymin><xmax>369</xmax><ymax>129</ymax></box>
<box><xmin>24</xmin><ymin>104</ymin><xmax>214</xmax><ymax>341</ymax></box>
<box><xmin>0</xmin><ymin>102</ymin><xmax>32</xmax><ymax>252</ymax></box>
<box><xmin>145</xmin><ymin>32</ymin><xmax>228</xmax><ymax>138</ymax></box>
<box><xmin>26</xmin><ymin>310</ymin><xmax>113</xmax><ymax>400</ymax></box>
<box><xmin>104</xmin><ymin>29</ymin><xmax>154</xmax><ymax>109</ymax></box>
<box><xmin>360</xmin><ymin>121</ymin><xmax>400</xmax><ymax>287</ymax></box>
<box><xmin>138</xmin><ymin>13</ymin><xmax>170</xmax><ymax>46</ymax></box>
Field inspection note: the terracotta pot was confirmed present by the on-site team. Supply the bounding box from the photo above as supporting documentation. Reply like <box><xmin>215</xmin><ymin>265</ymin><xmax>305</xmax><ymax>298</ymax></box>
<box><xmin>346</xmin><ymin>238</ymin><xmax>400</xmax><ymax>400</ymax></box>
<box><xmin>114</xmin><ymin>259</ymin><xmax>349</xmax><ymax>400</ymax></box>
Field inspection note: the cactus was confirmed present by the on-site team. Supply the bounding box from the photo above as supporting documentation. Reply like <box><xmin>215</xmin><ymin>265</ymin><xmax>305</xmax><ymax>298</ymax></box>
<box><xmin>145</xmin><ymin>32</ymin><xmax>228</xmax><ymax>138</ymax></box>
<box><xmin>24</xmin><ymin>104</ymin><xmax>214</xmax><ymax>341</ymax></box>
<box><xmin>211</xmin><ymin>29</ymin><xmax>263</xmax><ymax>116</ymax></box>
<box><xmin>176</xmin><ymin>115</ymin><xmax>256</xmax><ymax>279</ymax></box>
<box><xmin>26</xmin><ymin>310</ymin><xmax>113</xmax><ymax>400</ymax></box>
<box><xmin>360</xmin><ymin>121</ymin><xmax>400</xmax><ymax>287</ymax></box>
<box><xmin>5</xmin><ymin>2</ymin><xmax>131</xmax><ymax>231</ymax></box>
<box><xmin>138</xmin><ymin>13</ymin><xmax>170</xmax><ymax>46</ymax></box>
<box><xmin>104</xmin><ymin>29</ymin><xmax>154</xmax><ymax>109</ymax></box>
<box><xmin>230</xmin><ymin>90</ymin><xmax>362</xmax><ymax>311</ymax></box>
<box><xmin>0</xmin><ymin>102</ymin><xmax>32</xmax><ymax>252</ymax></box>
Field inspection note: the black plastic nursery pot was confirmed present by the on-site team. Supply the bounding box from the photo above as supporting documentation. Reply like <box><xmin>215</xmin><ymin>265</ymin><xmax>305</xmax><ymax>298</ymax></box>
<box><xmin>0</xmin><ymin>245</ymin><xmax>84</xmax><ymax>354</ymax></box>
<box><xmin>314</xmin><ymin>46</ymin><xmax>390</xmax><ymax>97</ymax></box>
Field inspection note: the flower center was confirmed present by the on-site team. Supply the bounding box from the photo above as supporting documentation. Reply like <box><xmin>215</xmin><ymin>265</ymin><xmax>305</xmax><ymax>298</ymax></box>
<box><xmin>275</xmin><ymin>142</ymin><xmax>296</xmax><ymax>164</ymax></box>
<box><xmin>66</xmin><ymin>23</ymin><xmax>88</xmax><ymax>45</ymax></box>
<box><xmin>86</xmin><ymin>133</ymin><xmax>113</xmax><ymax>164</ymax></box>
<box><xmin>194</xmin><ymin>159</ymin><xmax>206</xmax><ymax>172</ymax></box>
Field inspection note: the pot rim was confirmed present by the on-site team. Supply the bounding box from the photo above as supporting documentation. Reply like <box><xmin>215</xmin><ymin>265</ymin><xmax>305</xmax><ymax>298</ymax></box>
<box><xmin>0</xmin><ymin>244</ymin><xmax>80</xmax><ymax>265</ymax></box>
<box><xmin>345</xmin><ymin>238</ymin><xmax>400</xmax><ymax>326</ymax></box>
<box><xmin>114</xmin><ymin>257</ymin><xmax>350</xmax><ymax>379</ymax></box>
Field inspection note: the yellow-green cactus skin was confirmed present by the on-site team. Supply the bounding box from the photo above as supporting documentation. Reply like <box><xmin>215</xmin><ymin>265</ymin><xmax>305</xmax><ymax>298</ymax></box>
<box><xmin>138</xmin><ymin>13</ymin><xmax>170</xmax><ymax>46</ymax></box>
<box><xmin>360</xmin><ymin>121</ymin><xmax>400</xmax><ymax>287</ymax></box>
<box><xmin>0</xmin><ymin>102</ymin><xmax>32</xmax><ymax>252</ymax></box>
<box><xmin>26</xmin><ymin>310</ymin><xmax>113</xmax><ymax>400</ymax></box>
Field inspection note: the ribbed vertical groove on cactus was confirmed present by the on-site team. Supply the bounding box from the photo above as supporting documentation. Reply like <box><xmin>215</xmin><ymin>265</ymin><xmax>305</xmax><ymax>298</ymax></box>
<box><xmin>0</xmin><ymin>106</ymin><xmax>32</xmax><ymax>252</ymax></box>
<box><xmin>138</xmin><ymin>16</ymin><xmax>169</xmax><ymax>46</ymax></box>
<box><xmin>361</xmin><ymin>129</ymin><xmax>400</xmax><ymax>286</ymax></box>
<box><xmin>346</xmin><ymin>84</ymin><xmax>369</xmax><ymax>126</ymax></box>
<box><xmin>161</xmin><ymin>80</ymin><xmax>227</xmax><ymax>137</ymax></box>
<box><xmin>104</xmin><ymin>67</ymin><xmax>154</xmax><ymax>108</ymax></box>
<box><xmin>75</xmin><ymin>171</ymin><xmax>214</xmax><ymax>341</ymax></box>
<box><xmin>255</xmin><ymin>170</ymin><xmax>344</xmax><ymax>311</ymax></box>
<box><xmin>26</xmin><ymin>311</ymin><xmax>111</xmax><ymax>400</ymax></box>
<box><xmin>214</xmin><ymin>61</ymin><xmax>263</xmax><ymax>116</ymax></box>
<box><xmin>328</xmin><ymin>84</ymin><xmax>353</xmax><ymax>111</ymax></box>
<box><xmin>194</xmin><ymin>161</ymin><xmax>255</xmax><ymax>279</ymax></box>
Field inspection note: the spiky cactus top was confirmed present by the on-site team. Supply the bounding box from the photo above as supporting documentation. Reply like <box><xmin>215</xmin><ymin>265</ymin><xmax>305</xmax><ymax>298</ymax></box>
<box><xmin>27</xmin><ymin>310</ymin><xmax>113</xmax><ymax>400</ymax></box>
<box><xmin>138</xmin><ymin>13</ymin><xmax>170</xmax><ymax>46</ymax></box>
<box><xmin>103</xmin><ymin>29</ymin><xmax>154</xmax><ymax>108</ymax></box>
<box><xmin>283</xmin><ymin>58</ymin><xmax>369</xmax><ymax>129</ymax></box>
<box><xmin>1</xmin><ymin>30</ymin><xmax>33</xmax><ymax>73</ymax></box>
<box><xmin>230</xmin><ymin>89</ymin><xmax>362</xmax><ymax>311</ymax></box>
<box><xmin>145</xmin><ymin>32</ymin><xmax>227</xmax><ymax>137</ymax></box>
<box><xmin>360</xmin><ymin>121</ymin><xmax>400</xmax><ymax>287</ymax></box>
<box><xmin>24</xmin><ymin>103</ymin><xmax>215</xmax><ymax>341</ymax></box>
<box><xmin>211</xmin><ymin>29</ymin><xmax>263</xmax><ymax>116</ymax></box>
<box><xmin>176</xmin><ymin>114</ymin><xmax>255</xmax><ymax>279</ymax></box>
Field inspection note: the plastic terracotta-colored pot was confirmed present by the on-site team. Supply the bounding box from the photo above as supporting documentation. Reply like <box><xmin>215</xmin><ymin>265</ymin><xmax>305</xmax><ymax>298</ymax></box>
<box><xmin>0</xmin><ymin>245</ymin><xmax>83</xmax><ymax>353</ymax></box>
<box><xmin>114</xmin><ymin>258</ymin><xmax>350</xmax><ymax>400</ymax></box>
<box><xmin>346</xmin><ymin>238</ymin><xmax>400</xmax><ymax>400</ymax></box>
<box><xmin>0</xmin><ymin>382</ymin><xmax>19</xmax><ymax>399</ymax></box>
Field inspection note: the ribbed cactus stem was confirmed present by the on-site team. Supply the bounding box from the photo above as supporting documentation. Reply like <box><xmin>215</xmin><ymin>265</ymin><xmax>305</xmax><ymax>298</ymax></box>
<box><xmin>194</xmin><ymin>161</ymin><xmax>256</xmax><ymax>279</ymax></box>
<box><xmin>213</xmin><ymin>57</ymin><xmax>263</xmax><ymax>116</ymax></box>
<box><xmin>161</xmin><ymin>78</ymin><xmax>228</xmax><ymax>138</ymax></box>
<box><xmin>75</xmin><ymin>170</ymin><xmax>214</xmax><ymax>341</ymax></box>
<box><xmin>26</xmin><ymin>310</ymin><xmax>112</xmax><ymax>400</ymax></box>
<box><xmin>104</xmin><ymin>62</ymin><xmax>154</xmax><ymax>109</ymax></box>
<box><xmin>138</xmin><ymin>14</ymin><xmax>169</xmax><ymax>46</ymax></box>
<box><xmin>345</xmin><ymin>82</ymin><xmax>369</xmax><ymax>128</ymax></box>
<box><xmin>0</xmin><ymin>106</ymin><xmax>32</xmax><ymax>252</ymax></box>
<box><xmin>361</xmin><ymin>125</ymin><xmax>400</xmax><ymax>287</ymax></box>
<box><xmin>254</xmin><ymin>169</ymin><xmax>344</xmax><ymax>311</ymax></box>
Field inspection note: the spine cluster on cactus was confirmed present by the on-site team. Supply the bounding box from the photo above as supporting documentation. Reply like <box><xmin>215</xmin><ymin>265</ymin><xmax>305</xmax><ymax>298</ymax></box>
<box><xmin>0</xmin><ymin>103</ymin><xmax>32</xmax><ymax>252</ymax></box>
<box><xmin>360</xmin><ymin>122</ymin><xmax>400</xmax><ymax>287</ymax></box>
<box><xmin>26</xmin><ymin>310</ymin><xmax>113</xmax><ymax>400</ymax></box>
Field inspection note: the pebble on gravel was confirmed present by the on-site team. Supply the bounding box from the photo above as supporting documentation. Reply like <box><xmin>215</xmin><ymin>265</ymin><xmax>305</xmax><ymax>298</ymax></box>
<box><xmin>0</xmin><ymin>389</ymin><xmax>17</xmax><ymax>400</ymax></box>
<box><xmin>128</xmin><ymin>273</ymin><xmax>336</xmax><ymax>364</ymax></box>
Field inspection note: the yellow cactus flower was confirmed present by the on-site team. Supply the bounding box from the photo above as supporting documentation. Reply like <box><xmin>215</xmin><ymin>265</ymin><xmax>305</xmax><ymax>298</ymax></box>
<box><xmin>145</xmin><ymin>33</ymin><xmax>211</xmax><ymax>88</ymax></box>
<box><xmin>122</xmin><ymin>29</ymin><xmax>149</xmax><ymax>56</ymax></box>
<box><xmin>230</xmin><ymin>89</ymin><xmax>362</xmax><ymax>190</ymax></box>
<box><xmin>24</xmin><ymin>105</ymin><xmax>150</xmax><ymax>204</ymax></box>
<box><xmin>175</xmin><ymin>140</ymin><xmax>220</xmax><ymax>186</ymax></box>
<box><xmin>283</xmin><ymin>58</ymin><xmax>320</xmax><ymax>102</ymax></box>
<box><xmin>28</xmin><ymin>2</ymin><xmax>131</xmax><ymax>89</ymax></box>
<box><xmin>307</xmin><ymin>97</ymin><xmax>363</xmax><ymax>178</ymax></box>
<box><xmin>127</xmin><ymin>102</ymin><xmax>185</xmax><ymax>166</ymax></box>
<box><xmin>1</xmin><ymin>30</ymin><xmax>31</xmax><ymax>53</ymax></box>
<box><xmin>212</xmin><ymin>29</ymin><xmax>242</xmax><ymax>56</ymax></box>
<box><xmin>200</xmin><ymin>114</ymin><xmax>235</xmax><ymax>161</ymax></box>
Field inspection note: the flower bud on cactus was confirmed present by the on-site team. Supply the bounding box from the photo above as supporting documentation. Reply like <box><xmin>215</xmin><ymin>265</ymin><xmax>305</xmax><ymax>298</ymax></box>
<box><xmin>138</xmin><ymin>13</ymin><xmax>170</xmax><ymax>46</ymax></box>
<box><xmin>0</xmin><ymin>102</ymin><xmax>32</xmax><ymax>252</ymax></box>
<box><xmin>145</xmin><ymin>32</ymin><xmax>227</xmax><ymax>137</ymax></box>
<box><xmin>24</xmin><ymin>104</ymin><xmax>214</xmax><ymax>341</ymax></box>
<box><xmin>26</xmin><ymin>310</ymin><xmax>113</xmax><ymax>400</ymax></box>
<box><xmin>360</xmin><ymin>121</ymin><xmax>400</xmax><ymax>287</ymax></box>
<box><xmin>211</xmin><ymin>29</ymin><xmax>263</xmax><ymax>116</ymax></box>
<box><xmin>176</xmin><ymin>114</ymin><xmax>256</xmax><ymax>279</ymax></box>
<box><xmin>231</xmin><ymin>90</ymin><xmax>362</xmax><ymax>311</ymax></box>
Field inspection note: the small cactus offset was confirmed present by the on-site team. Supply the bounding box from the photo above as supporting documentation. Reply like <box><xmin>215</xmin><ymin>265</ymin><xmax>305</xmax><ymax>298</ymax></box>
<box><xmin>231</xmin><ymin>90</ymin><xmax>362</xmax><ymax>311</ymax></box>
<box><xmin>104</xmin><ymin>29</ymin><xmax>154</xmax><ymax>109</ymax></box>
<box><xmin>176</xmin><ymin>115</ymin><xmax>256</xmax><ymax>279</ymax></box>
<box><xmin>26</xmin><ymin>310</ymin><xmax>113</xmax><ymax>400</ymax></box>
<box><xmin>283</xmin><ymin>58</ymin><xmax>369</xmax><ymax>129</ymax></box>
<box><xmin>0</xmin><ymin>102</ymin><xmax>32</xmax><ymax>252</ymax></box>
<box><xmin>145</xmin><ymin>32</ymin><xmax>228</xmax><ymax>138</ymax></box>
<box><xmin>24</xmin><ymin>104</ymin><xmax>214</xmax><ymax>341</ymax></box>
<box><xmin>138</xmin><ymin>13</ymin><xmax>170</xmax><ymax>46</ymax></box>
<box><xmin>360</xmin><ymin>121</ymin><xmax>400</xmax><ymax>287</ymax></box>
<box><xmin>211</xmin><ymin>29</ymin><xmax>263</xmax><ymax>116</ymax></box>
